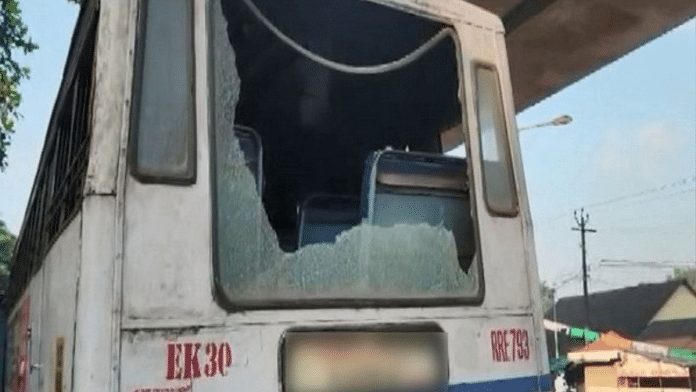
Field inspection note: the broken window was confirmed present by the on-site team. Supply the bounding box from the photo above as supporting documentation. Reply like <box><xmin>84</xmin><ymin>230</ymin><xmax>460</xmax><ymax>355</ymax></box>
<box><xmin>210</xmin><ymin>0</ymin><xmax>481</xmax><ymax>307</ymax></box>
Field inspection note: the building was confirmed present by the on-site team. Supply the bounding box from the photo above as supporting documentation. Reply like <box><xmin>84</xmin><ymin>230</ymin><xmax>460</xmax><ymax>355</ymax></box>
<box><xmin>547</xmin><ymin>281</ymin><xmax>696</xmax><ymax>358</ymax></box>
<box><xmin>567</xmin><ymin>332</ymin><xmax>696</xmax><ymax>392</ymax></box>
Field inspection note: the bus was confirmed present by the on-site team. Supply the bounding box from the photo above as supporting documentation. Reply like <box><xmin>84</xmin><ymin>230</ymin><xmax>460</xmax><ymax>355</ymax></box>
<box><xmin>5</xmin><ymin>0</ymin><xmax>550</xmax><ymax>391</ymax></box>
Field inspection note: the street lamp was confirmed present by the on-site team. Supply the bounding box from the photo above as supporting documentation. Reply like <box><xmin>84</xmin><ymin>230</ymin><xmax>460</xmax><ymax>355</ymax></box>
<box><xmin>518</xmin><ymin>114</ymin><xmax>573</xmax><ymax>131</ymax></box>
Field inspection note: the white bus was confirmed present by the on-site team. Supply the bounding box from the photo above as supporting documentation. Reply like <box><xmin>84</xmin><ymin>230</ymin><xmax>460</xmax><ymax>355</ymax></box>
<box><xmin>5</xmin><ymin>0</ymin><xmax>550</xmax><ymax>391</ymax></box>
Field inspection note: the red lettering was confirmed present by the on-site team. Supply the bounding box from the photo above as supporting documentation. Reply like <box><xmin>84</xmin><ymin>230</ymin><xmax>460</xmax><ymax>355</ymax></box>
<box><xmin>490</xmin><ymin>331</ymin><xmax>499</xmax><ymax>361</ymax></box>
<box><xmin>490</xmin><ymin>328</ymin><xmax>532</xmax><ymax>363</ymax></box>
<box><xmin>500</xmin><ymin>331</ymin><xmax>509</xmax><ymax>362</ymax></box>
<box><xmin>168</xmin><ymin>341</ymin><xmax>233</xmax><ymax>379</ymax></box>
<box><xmin>167</xmin><ymin>343</ymin><xmax>183</xmax><ymax>380</ymax></box>
<box><xmin>204</xmin><ymin>343</ymin><xmax>218</xmax><ymax>377</ymax></box>
<box><xmin>183</xmin><ymin>343</ymin><xmax>202</xmax><ymax>379</ymax></box>
<box><xmin>492</xmin><ymin>330</ymin><xmax>508</xmax><ymax>362</ymax></box>
<box><xmin>522</xmin><ymin>330</ymin><xmax>530</xmax><ymax>359</ymax></box>
<box><xmin>218</xmin><ymin>343</ymin><xmax>233</xmax><ymax>376</ymax></box>
<box><xmin>517</xmin><ymin>329</ymin><xmax>526</xmax><ymax>360</ymax></box>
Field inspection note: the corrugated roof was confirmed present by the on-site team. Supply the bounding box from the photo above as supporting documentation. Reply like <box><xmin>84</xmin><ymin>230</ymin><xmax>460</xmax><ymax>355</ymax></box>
<box><xmin>640</xmin><ymin>318</ymin><xmax>696</xmax><ymax>349</ymax></box>
<box><xmin>577</xmin><ymin>331</ymin><xmax>632</xmax><ymax>352</ymax></box>
<box><xmin>547</xmin><ymin>281</ymin><xmax>684</xmax><ymax>338</ymax></box>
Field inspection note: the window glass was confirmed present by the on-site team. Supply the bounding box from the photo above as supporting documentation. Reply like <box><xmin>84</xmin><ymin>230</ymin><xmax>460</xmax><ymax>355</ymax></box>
<box><xmin>475</xmin><ymin>65</ymin><xmax>517</xmax><ymax>215</ymax></box>
<box><xmin>210</xmin><ymin>0</ymin><xmax>479</xmax><ymax>307</ymax></box>
<box><xmin>639</xmin><ymin>377</ymin><xmax>661</xmax><ymax>388</ymax></box>
<box><xmin>132</xmin><ymin>0</ymin><xmax>195</xmax><ymax>182</ymax></box>
<box><xmin>661</xmin><ymin>377</ymin><xmax>689</xmax><ymax>389</ymax></box>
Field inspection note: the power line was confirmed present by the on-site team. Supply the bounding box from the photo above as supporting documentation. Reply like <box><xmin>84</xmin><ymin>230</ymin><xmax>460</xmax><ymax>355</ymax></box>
<box><xmin>589</xmin><ymin>188</ymin><xmax>695</xmax><ymax>213</ymax></box>
<box><xmin>536</xmin><ymin>178</ymin><xmax>695</xmax><ymax>226</ymax></box>
<box><xmin>582</xmin><ymin>176</ymin><xmax>695</xmax><ymax>209</ymax></box>
<box><xmin>599</xmin><ymin>259</ymin><xmax>695</xmax><ymax>268</ymax></box>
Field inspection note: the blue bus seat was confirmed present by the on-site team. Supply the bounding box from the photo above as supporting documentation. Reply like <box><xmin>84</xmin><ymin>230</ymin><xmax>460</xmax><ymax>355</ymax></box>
<box><xmin>298</xmin><ymin>194</ymin><xmax>361</xmax><ymax>247</ymax></box>
<box><xmin>361</xmin><ymin>149</ymin><xmax>476</xmax><ymax>271</ymax></box>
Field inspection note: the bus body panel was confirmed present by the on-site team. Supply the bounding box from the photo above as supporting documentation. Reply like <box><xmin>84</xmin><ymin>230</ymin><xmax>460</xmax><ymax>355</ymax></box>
<box><xmin>5</xmin><ymin>0</ymin><xmax>551</xmax><ymax>390</ymax></box>
<box><xmin>493</xmin><ymin>28</ymin><xmax>550</xmax><ymax>376</ymax></box>
<box><xmin>86</xmin><ymin>0</ymin><xmax>135</xmax><ymax>196</ymax></box>
<box><xmin>119</xmin><ymin>315</ymin><xmax>540</xmax><ymax>391</ymax></box>
<box><xmin>72</xmin><ymin>195</ymin><xmax>118</xmax><ymax>392</ymax></box>
<box><xmin>456</xmin><ymin>21</ymin><xmax>531</xmax><ymax>312</ymax></box>
<box><xmin>36</xmin><ymin>215</ymin><xmax>81</xmax><ymax>392</ymax></box>
<box><xmin>122</xmin><ymin>0</ymin><xmax>221</xmax><ymax>325</ymax></box>
<box><xmin>27</xmin><ymin>269</ymin><xmax>43</xmax><ymax>392</ymax></box>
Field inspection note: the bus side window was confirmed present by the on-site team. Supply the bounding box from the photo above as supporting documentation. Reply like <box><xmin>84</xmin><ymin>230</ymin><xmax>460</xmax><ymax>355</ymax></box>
<box><xmin>474</xmin><ymin>64</ymin><xmax>518</xmax><ymax>216</ymax></box>
<box><xmin>130</xmin><ymin>0</ymin><xmax>196</xmax><ymax>183</ymax></box>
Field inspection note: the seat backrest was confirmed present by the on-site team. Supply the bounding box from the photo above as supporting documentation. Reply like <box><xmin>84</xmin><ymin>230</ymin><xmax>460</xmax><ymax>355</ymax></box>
<box><xmin>298</xmin><ymin>194</ymin><xmax>361</xmax><ymax>247</ymax></box>
<box><xmin>361</xmin><ymin>149</ymin><xmax>476</xmax><ymax>270</ymax></box>
<box><xmin>235</xmin><ymin>125</ymin><xmax>263</xmax><ymax>194</ymax></box>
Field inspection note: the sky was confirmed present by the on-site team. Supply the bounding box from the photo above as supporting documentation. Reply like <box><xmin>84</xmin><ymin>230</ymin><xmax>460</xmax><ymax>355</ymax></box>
<box><xmin>0</xmin><ymin>2</ymin><xmax>694</xmax><ymax>300</ymax></box>
<box><xmin>518</xmin><ymin>20</ymin><xmax>696</xmax><ymax>298</ymax></box>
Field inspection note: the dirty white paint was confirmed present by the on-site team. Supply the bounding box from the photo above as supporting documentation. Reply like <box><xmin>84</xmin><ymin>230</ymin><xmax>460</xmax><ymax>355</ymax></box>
<box><xmin>6</xmin><ymin>0</ymin><xmax>549</xmax><ymax>390</ymax></box>
<box><xmin>38</xmin><ymin>216</ymin><xmax>82</xmax><ymax>392</ymax></box>
<box><xmin>118</xmin><ymin>0</ymin><xmax>546</xmax><ymax>390</ymax></box>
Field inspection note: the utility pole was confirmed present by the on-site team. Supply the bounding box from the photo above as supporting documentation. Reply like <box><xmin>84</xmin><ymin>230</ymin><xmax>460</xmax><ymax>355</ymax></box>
<box><xmin>572</xmin><ymin>208</ymin><xmax>596</xmax><ymax>332</ymax></box>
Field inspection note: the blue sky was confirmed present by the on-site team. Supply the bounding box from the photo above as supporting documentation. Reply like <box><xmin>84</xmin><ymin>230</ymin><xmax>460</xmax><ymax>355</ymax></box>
<box><xmin>0</xmin><ymin>2</ymin><xmax>694</xmax><ymax>299</ymax></box>
<box><xmin>0</xmin><ymin>1</ymin><xmax>79</xmax><ymax>232</ymax></box>
<box><xmin>518</xmin><ymin>20</ymin><xmax>696</xmax><ymax>297</ymax></box>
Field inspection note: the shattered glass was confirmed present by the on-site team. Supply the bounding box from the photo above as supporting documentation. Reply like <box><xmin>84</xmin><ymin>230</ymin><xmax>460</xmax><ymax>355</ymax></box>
<box><xmin>211</xmin><ymin>0</ymin><xmax>479</xmax><ymax>304</ymax></box>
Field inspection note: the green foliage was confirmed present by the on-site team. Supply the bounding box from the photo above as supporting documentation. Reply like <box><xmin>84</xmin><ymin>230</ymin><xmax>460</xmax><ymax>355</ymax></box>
<box><xmin>0</xmin><ymin>0</ymin><xmax>38</xmax><ymax>171</ymax></box>
<box><xmin>0</xmin><ymin>220</ymin><xmax>16</xmax><ymax>271</ymax></box>
<box><xmin>540</xmin><ymin>280</ymin><xmax>555</xmax><ymax>314</ymax></box>
<box><xmin>672</xmin><ymin>267</ymin><xmax>696</xmax><ymax>289</ymax></box>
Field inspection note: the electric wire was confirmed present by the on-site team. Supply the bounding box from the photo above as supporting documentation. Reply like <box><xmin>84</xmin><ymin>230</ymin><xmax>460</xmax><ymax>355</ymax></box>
<box><xmin>582</xmin><ymin>176</ymin><xmax>695</xmax><ymax>210</ymax></box>
<box><xmin>240</xmin><ymin>0</ymin><xmax>456</xmax><ymax>74</ymax></box>
<box><xmin>537</xmin><ymin>177</ymin><xmax>696</xmax><ymax>226</ymax></box>
<box><xmin>588</xmin><ymin>187</ymin><xmax>694</xmax><ymax>213</ymax></box>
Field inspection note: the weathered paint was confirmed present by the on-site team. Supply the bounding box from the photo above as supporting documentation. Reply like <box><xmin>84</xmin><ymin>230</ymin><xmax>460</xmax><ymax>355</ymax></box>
<box><xmin>6</xmin><ymin>293</ymin><xmax>30</xmax><ymax>392</ymax></box>
<box><xmin>122</xmin><ymin>0</ymin><xmax>217</xmax><ymax>324</ymax></box>
<box><xmin>7</xmin><ymin>0</ymin><xmax>550</xmax><ymax>390</ymax></box>
<box><xmin>116</xmin><ymin>0</ymin><xmax>546</xmax><ymax>389</ymax></box>
<box><xmin>120</xmin><ymin>316</ymin><xmax>542</xmax><ymax>391</ymax></box>
<box><xmin>73</xmin><ymin>196</ymin><xmax>117</xmax><ymax>392</ymax></box>
<box><xmin>37</xmin><ymin>216</ymin><xmax>81</xmax><ymax>392</ymax></box>
<box><xmin>85</xmin><ymin>0</ymin><xmax>133</xmax><ymax>196</ymax></box>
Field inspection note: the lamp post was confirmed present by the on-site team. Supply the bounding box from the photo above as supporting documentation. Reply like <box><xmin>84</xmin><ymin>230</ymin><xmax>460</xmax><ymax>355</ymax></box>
<box><xmin>553</xmin><ymin>289</ymin><xmax>560</xmax><ymax>358</ymax></box>
<box><xmin>550</xmin><ymin>274</ymin><xmax>581</xmax><ymax>358</ymax></box>
<box><xmin>518</xmin><ymin>114</ymin><xmax>573</xmax><ymax>131</ymax></box>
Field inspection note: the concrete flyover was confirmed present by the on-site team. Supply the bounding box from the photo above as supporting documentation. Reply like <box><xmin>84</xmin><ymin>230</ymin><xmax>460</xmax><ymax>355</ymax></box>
<box><xmin>466</xmin><ymin>0</ymin><xmax>696</xmax><ymax>111</ymax></box>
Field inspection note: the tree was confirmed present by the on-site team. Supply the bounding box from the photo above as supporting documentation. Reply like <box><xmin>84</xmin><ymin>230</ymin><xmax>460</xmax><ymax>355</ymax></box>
<box><xmin>540</xmin><ymin>280</ymin><xmax>555</xmax><ymax>315</ymax></box>
<box><xmin>671</xmin><ymin>267</ymin><xmax>696</xmax><ymax>289</ymax></box>
<box><xmin>0</xmin><ymin>0</ymin><xmax>38</xmax><ymax>170</ymax></box>
<box><xmin>0</xmin><ymin>220</ymin><xmax>15</xmax><ymax>271</ymax></box>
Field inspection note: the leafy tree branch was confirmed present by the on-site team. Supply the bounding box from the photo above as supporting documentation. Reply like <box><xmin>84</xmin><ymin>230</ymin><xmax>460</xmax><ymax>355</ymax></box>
<box><xmin>0</xmin><ymin>0</ymin><xmax>38</xmax><ymax>170</ymax></box>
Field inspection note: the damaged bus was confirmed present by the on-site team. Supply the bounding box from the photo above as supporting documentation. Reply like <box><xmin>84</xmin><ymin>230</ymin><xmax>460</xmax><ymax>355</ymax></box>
<box><xmin>5</xmin><ymin>0</ymin><xmax>551</xmax><ymax>391</ymax></box>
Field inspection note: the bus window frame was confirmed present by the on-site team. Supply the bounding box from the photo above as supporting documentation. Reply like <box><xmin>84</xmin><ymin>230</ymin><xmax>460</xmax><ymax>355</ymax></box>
<box><xmin>129</xmin><ymin>0</ymin><xmax>197</xmax><ymax>185</ymax></box>
<box><xmin>472</xmin><ymin>61</ymin><xmax>519</xmax><ymax>218</ymax></box>
<box><xmin>207</xmin><ymin>3</ymin><xmax>484</xmax><ymax>311</ymax></box>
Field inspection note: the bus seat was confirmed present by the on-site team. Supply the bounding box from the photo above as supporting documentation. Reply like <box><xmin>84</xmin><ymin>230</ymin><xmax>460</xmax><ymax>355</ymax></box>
<box><xmin>235</xmin><ymin>125</ymin><xmax>263</xmax><ymax>194</ymax></box>
<box><xmin>361</xmin><ymin>150</ymin><xmax>476</xmax><ymax>271</ymax></box>
<box><xmin>298</xmin><ymin>194</ymin><xmax>361</xmax><ymax>247</ymax></box>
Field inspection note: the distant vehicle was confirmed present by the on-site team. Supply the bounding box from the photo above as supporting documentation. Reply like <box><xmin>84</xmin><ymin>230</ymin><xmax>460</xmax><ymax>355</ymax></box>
<box><xmin>4</xmin><ymin>0</ymin><xmax>550</xmax><ymax>391</ymax></box>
